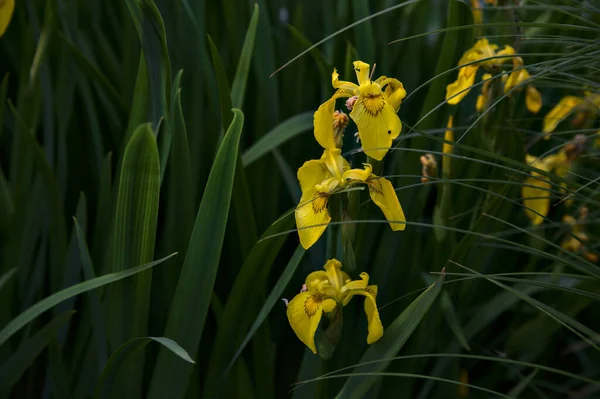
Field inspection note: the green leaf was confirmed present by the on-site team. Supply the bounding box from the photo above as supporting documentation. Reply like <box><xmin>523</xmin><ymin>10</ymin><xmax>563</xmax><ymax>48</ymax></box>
<box><xmin>148</xmin><ymin>109</ymin><xmax>245</xmax><ymax>399</ymax></box>
<box><xmin>94</xmin><ymin>337</ymin><xmax>194</xmax><ymax>399</ymax></box>
<box><xmin>335</xmin><ymin>271</ymin><xmax>445</xmax><ymax>399</ymax></box>
<box><xmin>207</xmin><ymin>34</ymin><xmax>233</xmax><ymax>131</ymax></box>
<box><xmin>224</xmin><ymin>244</ymin><xmax>305</xmax><ymax>377</ymax></box>
<box><xmin>231</xmin><ymin>3</ymin><xmax>259</xmax><ymax>109</ymax></box>
<box><xmin>241</xmin><ymin>112</ymin><xmax>314</xmax><ymax>167</ymax></box>
<box><xmin>0</xmin><ymin>254</ymin><xmax>176</xmax><ymax>349</ymax></box>
<box><xmin>0</xmin><ymin>311</ymin><xmax>75</xmax><ymax>396</ymax></box>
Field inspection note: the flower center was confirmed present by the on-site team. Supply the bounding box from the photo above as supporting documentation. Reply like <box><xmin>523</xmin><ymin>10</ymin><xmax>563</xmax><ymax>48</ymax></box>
<box><xmin>311</xmin><ymin>193</ymin><xmax>329</xmax><ymax>214</ymax></box>
<box><xmin>303</xmin><ymin>294</ymin><xmax>323</xmax><ymax>317</ymax></box>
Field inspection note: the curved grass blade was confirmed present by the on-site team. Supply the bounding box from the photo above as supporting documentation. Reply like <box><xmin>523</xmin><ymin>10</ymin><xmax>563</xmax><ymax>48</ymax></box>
<box><xmin>0</xmin><ymin>253</ymin><xmax>176</xmax><ymax>348</ymax></box>
<box><xmin>335</xmin><ymin>270</ymin><xmax>445</xmax><ymax>398</ymax></box>
<box><xmin>208</xmin><ymin>34</ymin><xmax>233</xmax><ymax>131</ymax></box>
<box><xmin>148</xmin><ymin>109</ymin><xmax>244</xmax><ymax>399</ymax></box>
<box><xmin>94</xmin><ymin>337</ymin><xmax>194</xmax><ymax>399</ymax></box>
<box><xmin>0</xmin><ymin>311</ymin><xmax>75</xmax><ymax>396</ymax></box>
<box><xmin>231</xmin><ymin>3</ymin><xmax>259</xmax><ymax>109</ymax></box>
<box><xmin>0</xmin><ymin>268</ymin><xmax>16</xmax><ymax>292</ymax></box>
<box><xmin>242</xmin><ymin>111</ymin><xmax>313</xmax><ymax>167</ymax></box>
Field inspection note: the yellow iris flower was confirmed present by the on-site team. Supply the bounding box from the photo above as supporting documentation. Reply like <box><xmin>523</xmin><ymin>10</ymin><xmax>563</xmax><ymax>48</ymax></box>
<box><xmin>522</xmin><ymin>151</ymin><xmax>569</xmax><ymax>225</ymax></box>
<box><xmin>543</xmin><ymin>92</ymin><xmax>600</xmax><ymax>138</ymax></box>
<box><xmin>314</xmin><ymin>60</ymin><xmax>407</xmax><ymax>161</ymax></box>
<box><xmin>286</xmin><ymin>258</ymin><xmax>383</xmax><ymax>354</ymax></box>
<box><xmin>0</xmin><ymin>0</ymin><xmax>15</xmax><ymax>37</ymax></box>
<box><xmin>504</xmin><ymin>57</ymin><xmax>542</xmax><ymax>114</ymax></box>
<box><xmin>446</xmin><ymin>39</ymin><xmax>515</xmax><ymax>105</ymax></box>
<box><xmin>295</xmin><ymin>148</ymin><xmax>406</xmax><ymax>249</ymax></box>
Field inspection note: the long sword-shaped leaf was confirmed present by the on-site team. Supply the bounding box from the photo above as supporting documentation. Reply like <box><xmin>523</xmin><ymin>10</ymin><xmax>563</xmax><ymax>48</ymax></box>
<box><xmin>0</xmin><ymin>311</ymin><xmax>75</xmax><ymax>396</ymax></box>
<box><xmin>94</xmin><ymin>337</ymin><xmax>194</xmax><ymax>399</ymax></box>
<box><xmin>0</xmin><ymin>253</ymin><xmax>175</xmax><ymax>348</ymax></box>
<box><xmin>231</xmin><ymin>3</ymin><xmax>259</xmax><ymax>109</ymax></box>
<box><xmin>335</xmin><ymin>271</ymin><xmax>445</xmax><ymax>399</ymax></box>
<box><xmin>148</xmin><ymin>109</ymin><xmax>244</xmax><ymax>399</ymax></box>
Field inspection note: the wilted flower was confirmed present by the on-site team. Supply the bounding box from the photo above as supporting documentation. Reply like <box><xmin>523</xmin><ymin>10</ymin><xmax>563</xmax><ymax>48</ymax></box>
<box><xmin>286</xmin><ymin>259</ymin><xmax>383</xmax><ymax>354</ymax></box>
<box><xmin>332</xmin><ymin>110</ymin><xmax>349</xmax><ymax>148</ymax></box>
<box><xmin>314</xmin><ymin>60</ymin><xmax>407</xmax><ymax>160</ymax></box>
<box><xmin>420</xmin><ymin>154</ymin><xmax>438</xmax><ymax>183</ymax></box>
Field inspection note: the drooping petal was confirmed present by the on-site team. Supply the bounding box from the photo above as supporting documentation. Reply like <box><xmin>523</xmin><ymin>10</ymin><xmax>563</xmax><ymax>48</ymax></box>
<box><xmin>295</xmin><ymin>159</ymin><xmax>333</xmax><ymax>249</ymax></box>
<box><xmin>314</xmin><ymin>90</ymin><xmax>354</xmax><ymax>149</ymax></box>
<box><xmin>0</xmin><ymin>0</ymin><xmax>15</xmax><ymax>37</ymax></box>
<box><xmin>332</xmin><ymin>68</ymin><xmax>359</xmax><ymax>91</ymax></box>
<box><xmin>379</xmin><ymin>78</ymin><xmax>407</xmax><ymax>112</ymax></box>
<box><xmin>446</xmin><ymin>65</ymin><xmax>479</xmax><ymax>105</ymax></box>
<box><xmin>341</xmin><ymin>272</ymin><xmax>369</xmax><ymax>300</ymax></box>
<box><xmin>295</xmin><ymin>192</ymin><xmax>331</xmax><ymax>250</ymax></box>
<box><xmin>353</xmin><ymin>61</ymin><xmax>371</xmax><ymax>85</ymax></box>
<box><xmin>526</xmin><ymin>85</ymin><xmax>542</xmax><ymax>114</ymax></box>
<box><xmin>341</xmin><ymin>284</ymin><xmax>384</xmax><ymax>345</ymax></box>
<box><xmin>366</xmin><ymin>176</ymin><xmax>406</xmax><ymax>231</ymax></box>
<box><xmin>286</xmin><ymin>292</ymin><xmax>327</xmax><ymax>353</ymax></box>
<box><xmin>350</xmin><ymin>83</ymin><xmax>402</xmax><ymax>160</ymax></box>
<box><xmin>522</xmin><ymin>173</ymin><xmax>551</xmax><ymax>225</ymax></box>
<box><xmin>543</xmin><ymin>96</ymin><xmax>583</xmax><ymax>135</ymax></box>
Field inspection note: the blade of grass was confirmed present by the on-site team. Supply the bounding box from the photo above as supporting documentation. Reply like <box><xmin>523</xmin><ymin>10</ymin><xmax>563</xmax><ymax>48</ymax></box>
<box><xmin>231</xmin><ymin>3</ymin><xmax>259</xmax><ymax>109</ymax></box>
<box><xmin>148</xmin><ymin>109</ymin><xmax>244</xmax><ymax>399</ymax></box>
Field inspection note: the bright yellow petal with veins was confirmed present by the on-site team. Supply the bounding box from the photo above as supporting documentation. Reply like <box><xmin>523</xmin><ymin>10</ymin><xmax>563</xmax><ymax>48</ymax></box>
<box><xmin>526</xmin><ymin>85</ymin><xmax>542</xmax><ymax>114</ymax></box>
<box><xmin>446</xmin><ymin>65</ymin><xmax>478</xmax><ymax>105</ymax></box>
<box><xmin>286</xmin><ymin>292</ymin><xmax>325</xmax><ymax>353</ymax></box>
<box><xmin>543</xmin><ymin>96</ymin><xmax>583</xmax><ymax>135</ymax></box>
<box><xmin>342</xmin><ymin>285</ymin><xmax>384</xmax><ymax>344</ymax></box>
<box><xmin>379</xmin><ymin>78</ymin><xmax>407</xmax><ymax>111</ymax></box>
<box><xmin>366</xmin><ymin>176</ymin><xmax>406</xmax><ymax>231</ymax></box>
<box><xmin>522</xmin><ymin>173</ymin><xmax>551</xmax><ymax>225</ymax></box>
<box><xmin>314</xmin><ymin>90</ymin><xmax>354</xmax><ymax>150</ymax></box>
<box><xmin>353</xmin><ymin>61</ymin><xmax>371</xmax><ymax>85</ymax></box>
<box><xmin>323</xmin><ymin>259</ymin><xmax>345</xmax><ymax>291</ymax></box>
<box><xmin>0</xmin><ymin>0</ymin><xmax>15</xmax><ymax>37</ymax></box>
<box><xmin>332</xmin><ymin>68</ymin><xmax>358</xmax><ymax>91</ymax></box>
<box><xmin>350</xmin><ymin>84</ymin><xmax>402</xmax><ymax>161</ymax></box>
<box><xmin>295</xmin><ymin>159</ymin><xmax>332</xmax><ymax>249</ymax></box>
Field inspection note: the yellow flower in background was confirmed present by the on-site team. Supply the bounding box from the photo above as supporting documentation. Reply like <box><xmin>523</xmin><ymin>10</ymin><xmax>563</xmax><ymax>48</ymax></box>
<box><xmin>504</xmin><ymin>57</ymin><xmax>542</xmax><ymax>114</ymax></box>
<box><xmin>561</xmin><ymin>207</ymin><xmax>598</xmax><ymax>263</ymax></box>
<box><xmin>446</xmin><ymin>39</ymin><xmax>515</xmax><ymax>105</ymax></box>
<box><xmin>0</xmin><ymin>0</ymin><xmax>15</xmax><ymax>37</ymax></box>
<box><xmin>314</xmin><ymin>60</ymin><xmax>407</xmax><ymax>160</ymax></box>
<box><xmin>443</xmin><ymin>116</ymin><xmax>454</xmax><ymax>175</ymax></box>
<box><xmin>543</xmin><ymin>92</ymin><xmax>600</xmax><ymax>138</ymax></box>
<box><xmin>295</xmin><ymin>148</ymin><xmax>406</xmax><ymax>249</ymax></box>
<box><xmin>286</xmin><ymin>259</ymin><xmax>383</xmax><ymax>354</ymax></box>
<box><xmin>522</xmin><ymin>146</ymin><xmax>575</xmax><ymax>225</ymax></box>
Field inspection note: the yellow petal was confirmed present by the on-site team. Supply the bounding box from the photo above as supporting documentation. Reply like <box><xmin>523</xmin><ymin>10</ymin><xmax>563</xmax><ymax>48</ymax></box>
<box><xmin>522</xmin><ymin>173</ymin><xmax>551</xmax><ymax>225</ymax></box>
<box><xmin>475</xmin><ymin>94</ymin><xmax>485</xmax><ymax>112</ymax></box>
<box><xmin>379</xmin><ymin>78</ymin><xmax>407</xmax><ymax>112</ymax></box>
<box><xmin>543</xmin><ymin>96</ymin><xmax>583</xmax><ymax>135</ymax></box>
<box><xmin>341</xmin><ymin>272</ymin><xmax>369</xmax><ymax>297</ymax></box>
<box><xmin>353</xmin><ymin>61</ymin><xmax>371</xmax><ymax>85</ymax></box>
<box><xmin>526</xmin><ymin>85</ymin><xmax>542</xmax><ymax>114</ymax></box>
<box><xmin>295</xmin><ymin>159</ymin><xmax>332</xmax><ymax>249</ymax></box>
<box><xmin>286</xmin><ymin>292</ymin><xmax>326</xmax><ymax>354</ymax></box>
<box><xmin>341</xmin><ymin>164</ymin><xmax>372</xmax><ymax>182</ymax></box>
<box><xmin>0</xmin><ymin>0</ymin><xmax>15</xmax><ymax>37</ymax></box>
<box><xmin>342</xmin><ymin>285</ymin><xmax>384</xmax><ymax>345</ymax></box>
<box><xmin>314</xmin><ymin>90</ymin><xmax>354</xmax><ymax>150</ymax></box>
<box><xmin>350</xmin><ymin>83</ymin><xmax>402</xmax><ymax>161</ymax></box>
<box><xmin>322</xmin><ymin>149</ymin><xmax>345</xmax><ymax>181</ymax></box>
<box><xmin>323</xmin><ymin>259</ymin><xmax>345</xmax><ymax>291</ymax></box>
<box><xmin>504</xmin><ymin>69</ymin><xmax>530</xmax><ymax>94</ymax></box>
<box><xmin>446</xmin><ymin>65</ymin><xmax>478</xmax><ymax>105</ymax></box>
<box><xmin>332</xmin><ymin>68</ymin><xmax>359</xmax><ymax>91</ymax></box>
<box><xmin>471</xmin><ymin>0</ymin><xmax>483</xmax><ymax>25</ymax></box>
<box><xmin>443</xmin><ymin>116</ymin><xmax>454</xmax><ymax>175</ymax></box>
<box><xmin>366</xmin><ymin>176</ymin><xmax>406</xmax><ymax>231</ymax></box>
<box><xmin>491</xmin><ymin>45</ymin><xmax>515</xmax><ymax>68</ymax></box>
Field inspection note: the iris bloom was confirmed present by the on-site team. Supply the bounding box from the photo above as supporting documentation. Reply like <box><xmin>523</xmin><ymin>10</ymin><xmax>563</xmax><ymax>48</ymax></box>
<box><xmin>522</xmin><ymin>151</ymin><xmax>570</xmax><ymax>225</ymax></box>
<box><xmin>446</xmin><ymin>39</ymin><xmax>515</xmax><ymax>105</ymax></box>
<box><xmin>543</xmin><ymin>92</ymin><xmax>600</xmax><ymax>137</ymax></box>
<box><xmin>561</xmin><ymin>208</ymin><xmax>598</xmax><ymax>263</ymax></box>
<box><xmin>286</xmin><ymin>259</ymin><xmax>383</xmax><ymax>354</ymax></box>
<box><xmin>314</xmin><ymin>61</ymin><xmax>407</xmax><ymax>160</ymax></box>
<box><xmin>504</xmin><ymin>57</ymin><xmax>542</xmax><ymax>114</ymax></box>
<box><xmin>0</xmin><ymin>0</ymin><xmax>15</xmax><ymax>37</ymax></box>
<box><xmin>295</xmin><ymin>148</ymin><xmax>406</xmax><ymax>249</ymax></box>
